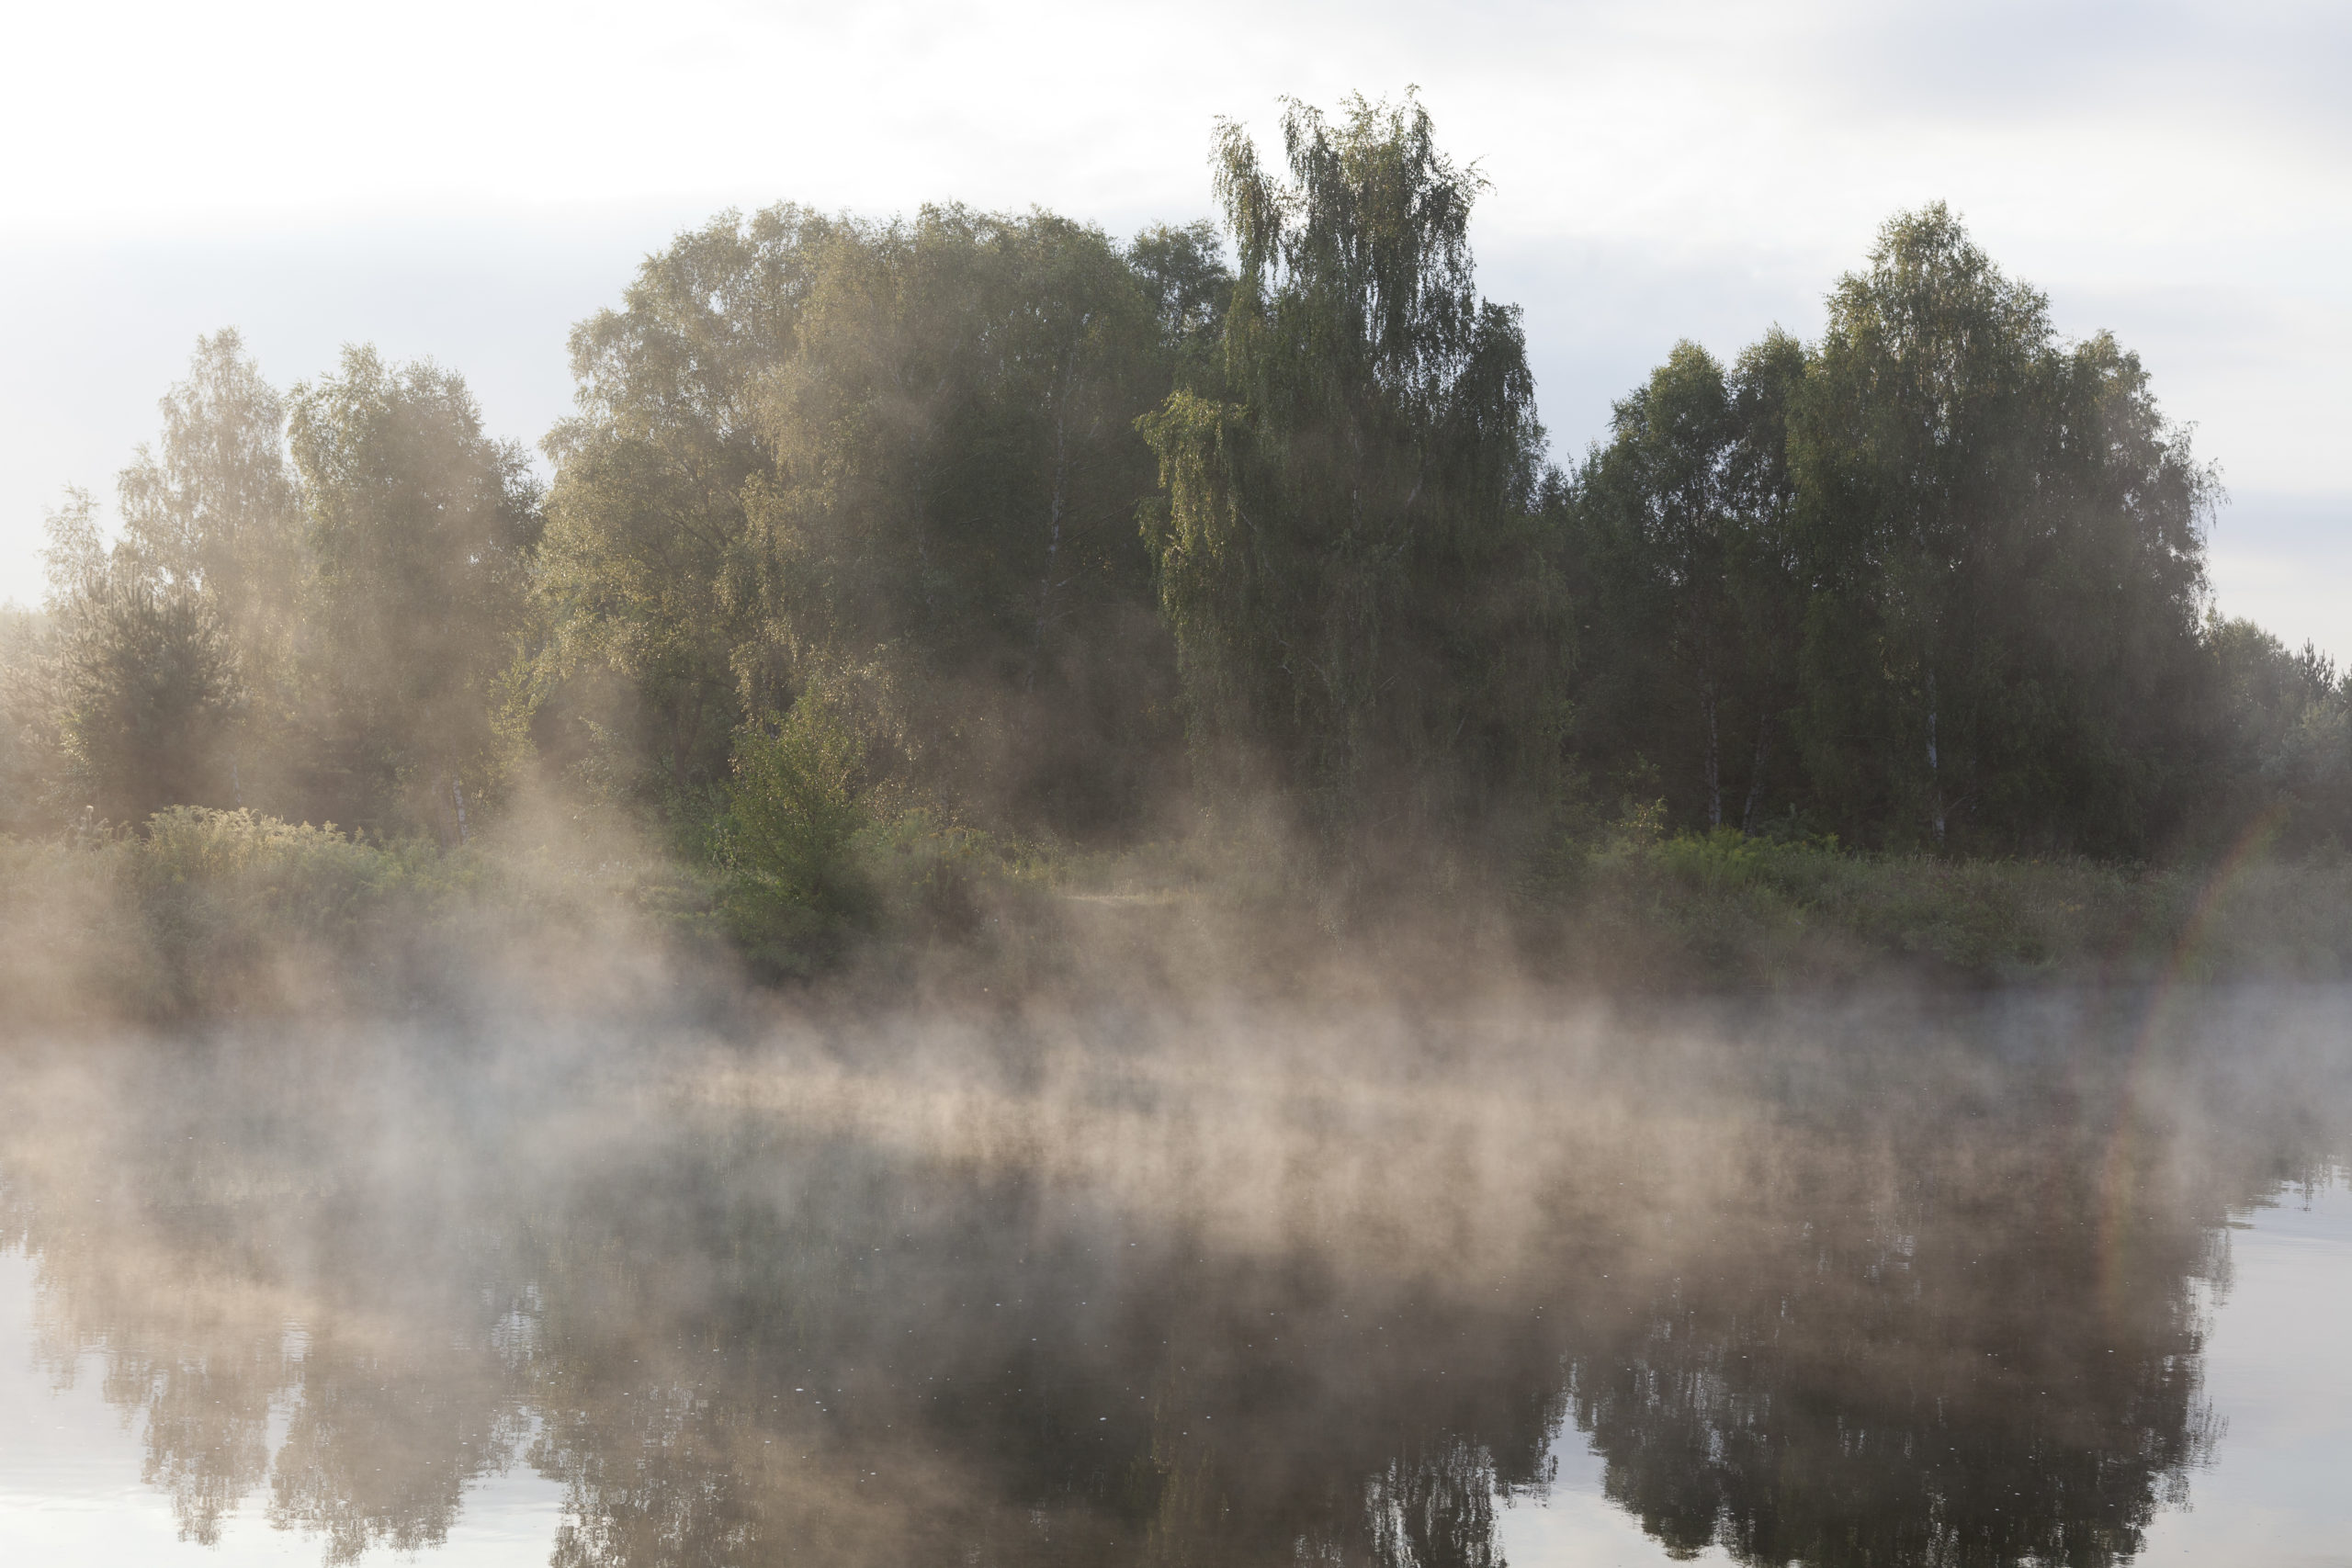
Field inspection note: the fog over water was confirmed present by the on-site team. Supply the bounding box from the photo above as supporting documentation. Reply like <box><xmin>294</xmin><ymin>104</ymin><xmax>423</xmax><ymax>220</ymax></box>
<box><xmin>5</xmin><ymin>984</ymin><xmax>2348</xmax><ymax>1566</ymax></box>
<box><xmin>6</xmin><ymin>10</ymin><xmax>2349</xmax><ymax>1563</ymax></box>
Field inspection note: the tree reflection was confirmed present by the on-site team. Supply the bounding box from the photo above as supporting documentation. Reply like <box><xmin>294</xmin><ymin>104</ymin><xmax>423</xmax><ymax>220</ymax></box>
<box><xmin>1561</xmin><ymin>1124</ymin><xmax>2227</xmax><ymax>1566</ymax></box>
<box><xmin>0</xmin><ymin>1002</ymin><xmax>2338</xmax><ymax>1567</ymax></box>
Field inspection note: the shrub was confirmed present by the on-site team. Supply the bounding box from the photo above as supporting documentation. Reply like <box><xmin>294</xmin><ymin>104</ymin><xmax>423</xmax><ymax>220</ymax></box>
<box><xmin>122</xmin><ymin>807</ymin><xmax>469</xmax><ymax>1011</ymax></box>
<box><xmin>715</xmin><ymin>695</ymin><xmax>877</xmax><ymax>971</ymax></box>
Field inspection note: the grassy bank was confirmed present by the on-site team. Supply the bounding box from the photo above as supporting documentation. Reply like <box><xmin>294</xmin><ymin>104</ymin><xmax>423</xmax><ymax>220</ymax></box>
<box><xmin>0</xmin><ymin>807</ymin><xmax>722</xmax><ymax>1024</ymax></box>
<box><xmin>0</xmin><ymin>802</ymin><xmax>1058</xmax><ymax>1025</ymax></box>
<box><xmin>6</xmin><ymin>807</ymin><xmax>2350</xmax><ymax>1027</ymax></box>
<box><xmin>1517</xmin><ymin>825</ymin><xmax>2352</xmax><ymax>991</ymax></box>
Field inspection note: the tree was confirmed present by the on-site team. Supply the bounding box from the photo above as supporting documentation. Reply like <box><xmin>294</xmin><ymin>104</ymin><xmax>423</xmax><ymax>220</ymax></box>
<box><xmin>1790</xmin><ymin>205</ymin><xmax>2050</xmax><ymax>844</ymax></box>
<box><xmin>1567</xmin><ymin>333</ymin><xmax>1808</xmax><ymax>834</ymax></box>
<box><xmin>1718</xmin><ymin>331</ymin><xmax>1811</xmax><ymax>830</ymax></box>
<box><xmin>2207</xmin><ymin>618</ymin><xmax>2352</xmax><ymax>850</ymax></box>
<box><xmin>1574</xmin><ymin>343</ymin><xmax>1739</xmax><ymax>827</ymax></box>
<box><xmin>40</xmin><ymin>490</ymin><xmax>243</xmax><ymax>823</ymax></box>
<box><xmin>742</xmin><ymin>206</ymin><xmax>1185</xmax><ymax>829</ymax></box>
<box><xmin>1138</xmin><ymin>93</ymin><xmax>1562</xmax><ymax>874</ymax></box>
<box><xmin>1788</xmin><ymin>205</ymin><xmax>2213</xmax><ymax>853</ymax></box>
<box><xmin>115</xmin><ymin>330</ymin><xmax>303</xmax><ymax>671</ymax></box>
<box><xmin>538</xmin><ymin>209</ymin><xmax>818</xmax><ymax>808</ymax></box>
<box><xmin>0</xmin><ymin>604</ymin><xmax>56</xmax><ymax>835</ymax></box>
<box><xmin>288</xmin><ymin>348</ymin><xmax>540</xmax><ymax>837</ymax></box>
<box><xmin>110</xmin><ymin>330</ymin><xmax>306</xmax><ymax>812</ymax></box>
<box><xmin>542</xmin><ymin>205</ymin><xmax>1198</xmax><ymax>839</ymax></box>
<box><xmin>1127</xmin><ymin>219</ymin><xmax>1233</xmax><ymax>377</ymax></box>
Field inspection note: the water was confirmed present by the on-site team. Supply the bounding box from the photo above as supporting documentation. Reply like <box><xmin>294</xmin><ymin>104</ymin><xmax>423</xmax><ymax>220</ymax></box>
<box><xmin>1</xmin><ymin>987</ymin><xmax>2347</xmax><ymax>1566</ymax></box>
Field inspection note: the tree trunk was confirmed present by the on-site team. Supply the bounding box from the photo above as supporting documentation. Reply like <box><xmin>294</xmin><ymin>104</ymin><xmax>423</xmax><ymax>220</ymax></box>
<box><xmin>1741</xmin><ymin>716</ymin><xmax>1770</xmax><ymax>832</ymax></box>
<box><xmin>1702</xmin><ymin>679</ymin><xmax>1722</xmax><ymax>829</ymax></box>
<box><xmin>1925</xmin><ymin>666</ymin><xmax>1945</xmax><ymax>844</ymax></box>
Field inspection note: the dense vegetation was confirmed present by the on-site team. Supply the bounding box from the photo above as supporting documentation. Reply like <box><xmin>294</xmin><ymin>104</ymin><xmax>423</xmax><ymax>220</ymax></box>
<box><xmin>6</xmin><ymin>95</ymin><xmax>2348</xmax><ymax>998</ymax></box>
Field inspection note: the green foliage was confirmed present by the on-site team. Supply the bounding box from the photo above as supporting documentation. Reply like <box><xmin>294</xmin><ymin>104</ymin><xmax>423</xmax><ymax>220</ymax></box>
<box><xmin>0</xmin><ymin>804</ymin><xmax>742</xmax><ymax>1021</ymax></box>
<box><xmin>52</xmin><ymin>580</ymin><xmax>242</xmax><ymax>820</ymax></box>
<box><xmin>15</xmin><ymin>113</ymin><xmax>2352</xmax><ymax>994</ymax></box>
<box><xmin>17</xmin><ymin>807</ymin><xmax>471</xmax><ymax>1016</ymax></box>
<box><xmin>1566</xmin><ymin>205</ymin><xmax>2221</xmax><ymax>860</ymax></box>
<box><xmin>858</xmin><ymin>807</ymin><xmax>1002</xmax><ymax>942</ymax></box>
<box><xmin>1566</xmin><ymin>335</ymin><xmax>1805</xmax><ymax>833</ymax></box>
<box><xmin>40</xmin><ymin>490</ymin><xmax>244</xmax><ymax>823</ymax></box>
<box><xmin>1784</xmin><ymin>206</ymin><xmax>2214</xmax><ymax>852</ymax></box>
<box><xmin>114</xmin><ymin>328</ymin><xmax>305</xmax><ymax>678</ymax></box>
<box><xmin>1127</xmin><ymin>220</ymin><xmax>1233</xmax><ymax>375</ymax></box>
<box><xmin>1139</xmin><ymin>93</ymin><xmax>1564</xmax><ymax>873</ymax></box>
<box><xmin>1524</xmin><ymin>824</ymin><xmax>2352</xmax><ymax>989</ymax></box>
<box><xmin>2205</xmin><ymin>617</ymin><xmax>2352</xmax><ymax>850</ymax></box>
<box><xmin>540</xmin><ymin>204</ymin><xmax>1200</xmax><ymax>838</ymax></box>
<box><xmin>130</xmin><ymin>805</ymin><xmax>454</xmax><ymax>931</ymax></box>
<box><xmin>713</xmin><ymin>692</ymin><xmax>1041</xmax><ymax>971</ymax></box>
<box><xmin>288</xmin><ymin>346</ymin><xmax>543</xmax><ymax>834</ymax></box>
<box><xmin>62</xmin><ymin>332</ymin><xmax>306</xmax><ymax>825</ymax></box>
<box><xmin>719</xmin><ymin>693</ymin><xmax>873</xmax><ymax>924</ymax></box>
<box><xmin>0</xmin><ymin>606</ymin><xmax>55</xmax><ymax>835</ymax></box>
<box><xmin>15</xmin><ymin>333</ymin><xmax>540</xmax><ymax>846</ymax></box>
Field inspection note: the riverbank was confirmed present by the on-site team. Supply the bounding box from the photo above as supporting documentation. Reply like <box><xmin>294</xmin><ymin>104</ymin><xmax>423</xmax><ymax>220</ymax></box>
<box><xmin>6</xmin><ymin>807</ymin><xmax>2349</xmax><ymax>1026</ymax></box>
<box><xmin>1513</xmin><ymin>827</ymin><xmax>2352</xmax><ymax>991</ymax></box>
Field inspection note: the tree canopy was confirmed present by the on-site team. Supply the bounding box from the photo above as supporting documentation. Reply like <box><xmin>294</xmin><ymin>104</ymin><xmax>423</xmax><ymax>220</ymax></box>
<box><xmin>8</xmin><ymin>99</ymin><xmax>2343</xmax><ymax>896</ymax></box>
<box><xmin>1139</xmin><ymin>94</ymin><xmax>1562</xmax><ymax>877</ymax></box>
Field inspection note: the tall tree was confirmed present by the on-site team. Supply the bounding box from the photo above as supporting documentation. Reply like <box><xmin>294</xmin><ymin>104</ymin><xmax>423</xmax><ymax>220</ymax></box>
<box><xmin>111</xmin><ymin>329</ymin><xmax>305</xmax><ymax>810</ymax></box>
<box><xmin>1720</xmin><ymin>330</ymin><xmax>1810</xmax><ymax>829</ymax></box>
<box><xmin>115</xmin><ymin>330</ymin><xmax>303</xmax><ymax>671</ymax></box>
<box><xmin>2206</xmin><ymin>618</ymin><xmax>2351</xmax><ymax>850</ymax></box>
<box><xmin>1138</xmin><ymin>94</ymin><xmax>1561</xmax><ymax>872</ymax></box>
<box><xmin>288</xmin><ymin>348</ymin><xmax>540</xmax><ymax>837</ymax></box>
<box><xmin>542</xmin><ymin>205</ymin><xmax>1201</xmax><ymax>838</ymax></box>
<box><xmin>1127</xmin><ymin>219</ymin><xmax>1233</xmax><ymax>378</ymax></box>
<box><xmin>1576</xmin><ymin>344</ymin><xmax>1740</xmax><ymax>826</ymax></box>
<box><xmin>538</xmin><ymin>208</ymin><xmax>820</xmax><ymax>807</ymax></box>
<box><xmin>1791</xmin><ymin>205</ymin><xmax>2049</xmax><ymax>844</ymax></box>
<box><xmin>1788</xmin><ymin>205</ymin><xmax>2212</xmax><ymax>852</ymax></box>
<box><xmin>39</xmin><ymin>489</ymin><xmax>243</xmax><ymax>823</ymax></box>
<box><xmin>1568</xmin><ymin>333</ymin><xmax>1807</xmax><ymax>833</ymax></box>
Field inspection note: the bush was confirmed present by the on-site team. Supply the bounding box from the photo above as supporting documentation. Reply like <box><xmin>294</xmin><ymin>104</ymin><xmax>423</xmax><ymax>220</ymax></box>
<box><xmin>124</xmin><ymin>807</ymin><xmax>471</xmax><ymax>1012</ymax></box>
<box><xmin>714</xmin><ymin>695</ymin><xmax>878</xmax><ymax>972</ymax></box>
<box><xmin>1521</xmin><ymin>816</ymin><xmax>2352</xmax><ymax>989</ymax></box>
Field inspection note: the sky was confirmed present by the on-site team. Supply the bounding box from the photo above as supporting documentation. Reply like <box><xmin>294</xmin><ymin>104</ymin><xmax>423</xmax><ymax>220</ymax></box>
<box><xmin>3</xmin><ymin>0</ymin><xmax>2346</xmax><ymax>653</ymax></box>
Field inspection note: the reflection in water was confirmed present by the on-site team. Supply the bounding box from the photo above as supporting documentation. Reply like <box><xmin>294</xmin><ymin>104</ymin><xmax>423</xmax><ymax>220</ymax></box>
<box><xmin>2</xmin><ymin>988</ymin><xmax>2346</xmax><ymax>1566</ymax></box>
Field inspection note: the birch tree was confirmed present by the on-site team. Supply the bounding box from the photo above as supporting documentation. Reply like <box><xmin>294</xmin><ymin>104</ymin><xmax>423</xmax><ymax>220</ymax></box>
<box><xmin>289</xmin><ymin>348</ymin><xmax>541</xmax><ymax>837</ymax></box>
<box><xmin>1790</xmin><ymin>206</ymin><xmax>2214</xmax><ymax>852</ymax></box>
<box><xmin>1138</xmin><ymin>94</ymin><xmax>1561</xmax><ymax>869</ymax></box>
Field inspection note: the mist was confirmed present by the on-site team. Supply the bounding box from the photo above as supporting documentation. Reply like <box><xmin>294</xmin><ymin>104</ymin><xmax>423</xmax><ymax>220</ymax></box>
<box><xmin>6</xmin><ymin>81</ymin><xmax>2352</xmax><ymax>1568</ymax></box>
<box><xmin>6</xmin><ymin>983</ymin><xmax>2348</xmax><ymax>1563</ymax></box>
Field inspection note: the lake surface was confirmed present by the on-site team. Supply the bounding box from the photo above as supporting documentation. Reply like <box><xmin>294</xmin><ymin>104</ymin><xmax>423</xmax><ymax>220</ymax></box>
<box><xmin>2</xmin><ymin>986</ymin><xmax>2348</xmax><ymax>1566</ymax></box>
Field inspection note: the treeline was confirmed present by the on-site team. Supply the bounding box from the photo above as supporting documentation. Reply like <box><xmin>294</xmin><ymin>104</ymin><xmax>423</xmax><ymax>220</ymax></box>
<box><xmin>6</xmin><ymin>96</ymin><xmax>2348</xmax><ymax>942</ymax></box>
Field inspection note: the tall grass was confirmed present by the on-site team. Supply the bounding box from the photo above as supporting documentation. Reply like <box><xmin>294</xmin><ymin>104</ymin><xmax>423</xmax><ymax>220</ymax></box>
<box><xmin>1522</xmin><ymin>824</ymin><xmax>2352</xmax><ymax>989</ymax></box>
<box><xmin>7</xmin><ymin>802</ymin><xmax>2350</xmax><ymax>1026</ymax></box>
<box><xmin>0</xmin><ymin>805</ymin><xmax>730</xmax><ymax>1022</ymax></box>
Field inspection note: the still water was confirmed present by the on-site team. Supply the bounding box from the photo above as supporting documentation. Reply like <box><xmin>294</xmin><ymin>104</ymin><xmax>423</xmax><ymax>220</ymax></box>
<box><xmin>2</xmin><ymin>987</ymin><xmax>2347</xmax><ymax>1566</ymax></box>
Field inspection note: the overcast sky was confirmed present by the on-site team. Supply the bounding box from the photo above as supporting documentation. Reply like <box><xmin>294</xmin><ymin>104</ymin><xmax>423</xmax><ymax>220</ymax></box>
<box><xmin>4</xmin><ymin>0</ymin><xmax>2346</xmax><ymax>652</ymax></box>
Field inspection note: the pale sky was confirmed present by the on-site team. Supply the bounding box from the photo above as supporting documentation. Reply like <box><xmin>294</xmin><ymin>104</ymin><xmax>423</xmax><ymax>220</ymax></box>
<box><xmin>4</xmin><ymin>0</ymin><xmax>2346</xmax><ymax>653</ymax></box>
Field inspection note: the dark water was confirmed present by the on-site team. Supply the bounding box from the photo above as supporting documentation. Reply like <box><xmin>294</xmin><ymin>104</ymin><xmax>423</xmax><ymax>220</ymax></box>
<box><xmin>3</xmin><ymin>987</ymin><xmax>2349</xmax><ymax>1566</ymax></box>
